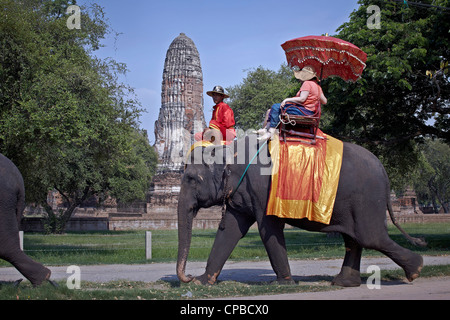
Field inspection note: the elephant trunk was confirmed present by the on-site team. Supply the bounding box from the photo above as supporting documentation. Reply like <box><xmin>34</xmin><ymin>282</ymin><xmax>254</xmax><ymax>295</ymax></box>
<box><xmin>176</xmin><ymin>192</ymin><xmax>196</xmax><ymax>283</ymax></box>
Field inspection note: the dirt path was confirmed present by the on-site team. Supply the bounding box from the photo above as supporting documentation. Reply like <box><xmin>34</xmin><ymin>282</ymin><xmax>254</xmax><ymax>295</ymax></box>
<box><xmin>1</xmin><ymin>255</ymin><xmax>449</xmax><ymax>299</ymax></box>
<box><xmin>221</xmin><ymin>276</ymin><xmax>450</xmax><ymax>300</ymax></box>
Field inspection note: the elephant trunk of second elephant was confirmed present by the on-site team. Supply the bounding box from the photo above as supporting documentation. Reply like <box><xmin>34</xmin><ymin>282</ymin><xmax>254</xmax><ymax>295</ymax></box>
<box><xmin>176</xmin><ymin>191</ymin><xmax>197</xmax><ymax>283</ymax></box>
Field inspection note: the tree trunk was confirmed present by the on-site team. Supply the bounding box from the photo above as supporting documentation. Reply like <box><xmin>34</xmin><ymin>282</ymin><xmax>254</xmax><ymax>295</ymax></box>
<box><xmin>42</xmin><ymin>187</ymin><xmax>91</xmax><ymax>234</ymax></box>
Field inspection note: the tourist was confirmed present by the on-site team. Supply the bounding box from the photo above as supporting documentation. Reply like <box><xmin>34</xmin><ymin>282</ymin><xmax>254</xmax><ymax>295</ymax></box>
<box><xmin>258</xmin><ymin>66</ymin><xmax>327</xmax><ymax>141</ymax></box>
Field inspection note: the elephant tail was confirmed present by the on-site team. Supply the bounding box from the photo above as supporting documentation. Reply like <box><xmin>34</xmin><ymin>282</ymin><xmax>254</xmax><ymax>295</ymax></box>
<box><xmin>387</xmin><ymin>198</ymin><xmax>427</xmax><ymax>247</ymax></box>
<box><xmin>16</xmin><ymin>178</ymin><xmax>26</xmax><ymax>228</ymax></box>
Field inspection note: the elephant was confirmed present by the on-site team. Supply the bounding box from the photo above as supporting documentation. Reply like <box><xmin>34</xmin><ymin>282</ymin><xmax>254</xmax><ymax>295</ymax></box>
<box><xmin>0</xmin><ymin>153</ymin><xmax>52</xmax><ymax>286</ymax></box>
<box><xmin>177</xmin><ymin>135</ymin><xmax>426</xmax><ymax>287</ymax></box>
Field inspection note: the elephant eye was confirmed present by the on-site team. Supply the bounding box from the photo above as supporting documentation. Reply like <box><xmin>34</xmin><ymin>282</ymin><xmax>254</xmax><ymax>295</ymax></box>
<box><xmin>184</xmin><ymin>175</ymin><xmax>197</xmax><ymax>185</ymax></box>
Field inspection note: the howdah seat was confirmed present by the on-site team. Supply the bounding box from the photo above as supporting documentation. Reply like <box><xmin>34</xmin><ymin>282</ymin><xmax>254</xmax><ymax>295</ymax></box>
<box><xmin>279</xmin><ymin>103</ymin><xmax>322</xmax><ymax>144</ymax></box>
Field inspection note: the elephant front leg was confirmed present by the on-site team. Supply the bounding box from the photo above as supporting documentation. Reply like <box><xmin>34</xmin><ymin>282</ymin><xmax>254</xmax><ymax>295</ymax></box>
<box><xmin>193</xmin><ymin>211</ymin><xmax>255</xmax><ymax>285</ymax></box>
<box><xmin>332</xmin><ymin>234</ymin><xmax>362</xmax><ymax>287</ymax></box>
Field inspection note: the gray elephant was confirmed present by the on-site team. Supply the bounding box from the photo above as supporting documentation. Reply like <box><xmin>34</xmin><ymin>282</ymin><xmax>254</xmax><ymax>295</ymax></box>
<box><xmin>0</xmin><ymin>154</ymin><xmax>52</xmax><ymax>286</ymax></box>
<box><xmin>177</xmin><ymin>136</ymin><xmax>426</xmax><ymax>287</ymax></box>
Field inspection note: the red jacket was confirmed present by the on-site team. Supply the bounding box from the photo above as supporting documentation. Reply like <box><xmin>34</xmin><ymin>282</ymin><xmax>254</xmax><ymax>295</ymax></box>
<box><xmin>209</xmin><ymin>102</ymin><xmax>236</xmax><ymax>142</ymax></box>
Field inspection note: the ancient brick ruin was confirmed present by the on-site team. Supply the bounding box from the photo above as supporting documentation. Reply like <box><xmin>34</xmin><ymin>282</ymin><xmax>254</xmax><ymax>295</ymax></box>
<box><xmin>146</xmin><ymin>33</ymin><xmax>221</xmax><ymax>227</ymax></box>
<box><xmin>154</xmin><ymin>33</ymin><xmax>206</xmax><ymax>172</ymax></box>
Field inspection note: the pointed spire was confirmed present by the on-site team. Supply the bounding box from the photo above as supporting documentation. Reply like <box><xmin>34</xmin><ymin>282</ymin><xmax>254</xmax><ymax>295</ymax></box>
<box><xmin>155</xmin><ymin>34</ymin><xmax>205</xmax><ymax>172</ymax></box>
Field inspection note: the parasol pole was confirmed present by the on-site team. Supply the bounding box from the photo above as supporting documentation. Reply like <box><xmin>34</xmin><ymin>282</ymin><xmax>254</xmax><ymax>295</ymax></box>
<box><xmin>320</xmin><ymin>34</ymin><xmax>327</xmax><ymax>81</ymax></box>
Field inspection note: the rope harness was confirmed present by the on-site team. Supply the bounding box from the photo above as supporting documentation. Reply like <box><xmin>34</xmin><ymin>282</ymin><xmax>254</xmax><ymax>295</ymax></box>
<box><xmin>219</xmin><ymin>139</ymin><xmax>269</xmax><ymax>229</ymax></box>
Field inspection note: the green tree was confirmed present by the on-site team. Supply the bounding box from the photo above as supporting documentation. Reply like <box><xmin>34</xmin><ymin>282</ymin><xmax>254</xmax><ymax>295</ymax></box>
<box><xmin>107</xmin><ymin>129</ymin><xmax>158</xmax><ymax>204</ymax></box>
<box><xmin>226</xmin><ymin>65</ymin><xmax>298</xmax><ymax>130</ymax></box>
<box><xmin>0</xmin><ymin>0</ymin><xmax>157</xmax><ymax>233</ymax></box>
<box><xmin>223</xmin><ymin>0</ymin><xmax>449</xmax><ymax>194</ymax></box>
<box><xmin>323</xmin><ymin>0</ymin><xmax>449</xmax><ymax>188</ymax></box>
<box><xmin>413</xmin><ymin>139</ymin><xmax>450</xmax><ymax>213</ymax></box>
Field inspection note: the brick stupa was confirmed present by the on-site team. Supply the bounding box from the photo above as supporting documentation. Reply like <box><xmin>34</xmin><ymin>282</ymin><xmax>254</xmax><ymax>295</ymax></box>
<box><xmin>149</xmin><ymin>34</ymin><xmax>208</xmax><ymax>215</ymax></box>
<box><xmin>154</xmin><ymin>33</ymin><xmax>206</xmax><ymax>172</ymax></box>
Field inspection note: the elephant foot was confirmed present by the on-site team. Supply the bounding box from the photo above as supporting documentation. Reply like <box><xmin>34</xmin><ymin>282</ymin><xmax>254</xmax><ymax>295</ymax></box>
<box><xmin>403</xmin><ymin>253</ymin><xmax>423</xmax><ymax>282</ymax></box>
<box><xmin>192</xmin><ymin>272</ymin><xmax>219</xmax><ymax>286</ymax></box>
<box><xmin>32</xmin><ymin>268</ymin><xmax>52</xmax><ymax>287</ymax></box>
<box><xmin>332</xmin><ymin>266</ymin><xmax>361</xmax><ymax>287</ymax></box>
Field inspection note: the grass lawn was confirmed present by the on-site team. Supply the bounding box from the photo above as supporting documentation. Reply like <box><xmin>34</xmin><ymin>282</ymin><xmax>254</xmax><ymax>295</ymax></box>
<box><xmin>2</xmin><ymin>222</ymin><xmax>448</xmax><ymax>266</ymax></box>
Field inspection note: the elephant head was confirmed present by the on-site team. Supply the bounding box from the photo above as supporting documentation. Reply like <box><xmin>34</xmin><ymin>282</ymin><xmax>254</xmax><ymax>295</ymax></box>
<box><xmin>176</xmin><ymin>145</ymin><xmax>230</xmax><ymax>283</ymax></box>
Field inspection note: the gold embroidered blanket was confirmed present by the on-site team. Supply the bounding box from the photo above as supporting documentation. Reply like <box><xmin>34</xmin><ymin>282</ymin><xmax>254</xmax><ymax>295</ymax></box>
<box><xmin>266</xmin><ymin>130</ymin><xmax>343</xmax><ymax>225</ymax></box>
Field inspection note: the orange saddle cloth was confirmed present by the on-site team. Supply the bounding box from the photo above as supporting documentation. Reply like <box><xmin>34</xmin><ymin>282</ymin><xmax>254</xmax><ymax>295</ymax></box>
<box><xmin>266</xmin><ymin>129</ymin><xmax>343</xmax><ymax>225</ymax></box>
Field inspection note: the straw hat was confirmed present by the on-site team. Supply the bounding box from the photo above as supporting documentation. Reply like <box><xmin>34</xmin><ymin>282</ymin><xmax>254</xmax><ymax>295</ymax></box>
<box><xmin>293</xmin><ymin>66</ymin><xmax>318</xmax><ymax>81</ymax></box>
<box><xmin>206</xmin><ymin>86</ymin><xmax>230</xmax><ymax>98</ymax></box>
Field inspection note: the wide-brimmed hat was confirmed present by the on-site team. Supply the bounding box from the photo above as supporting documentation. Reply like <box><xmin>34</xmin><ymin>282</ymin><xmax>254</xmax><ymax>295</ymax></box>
<box><xmin>207</xmin><ymin>85</ymin><xmax>229</xmax><ymax>98</ymax></box>
<box><xmin>293</xmin><ymin>65</ymin><xmax>318</xmax><ymax>81</ymax></box>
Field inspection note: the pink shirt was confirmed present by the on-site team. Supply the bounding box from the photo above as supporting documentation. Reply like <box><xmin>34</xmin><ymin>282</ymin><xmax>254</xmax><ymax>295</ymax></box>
<box><xmin>297</xmin><ymin>81</ymin><xmax>323</xmax><ymax>112</ymax></box>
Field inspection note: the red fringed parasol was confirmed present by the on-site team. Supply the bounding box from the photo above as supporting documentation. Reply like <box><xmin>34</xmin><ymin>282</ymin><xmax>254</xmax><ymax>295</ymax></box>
<box><xmin>281</xmin><ymin>35</ymin><xmax>368</xmax><ymax>82</ymax></box>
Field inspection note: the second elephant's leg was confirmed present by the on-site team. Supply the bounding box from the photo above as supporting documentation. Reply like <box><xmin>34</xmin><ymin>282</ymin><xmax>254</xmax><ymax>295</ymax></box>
<box><xmin>0</xmin><ymin>232</ymin><xmax>51</xmax><ymax>287</ymax></box>
<box><xmin>0</xmin><ymin>207</ymin><xmax>51</xmax><ymax>287</ymax></box>
<box><xmin>193</xmin><ymin>211</ymin><xmax>255</xmax><ymax>285</ymax></box>
<box><xmin>3</xmin><ymin>250</ymin><xmax>51</xmax><ymax>286</ymax></box>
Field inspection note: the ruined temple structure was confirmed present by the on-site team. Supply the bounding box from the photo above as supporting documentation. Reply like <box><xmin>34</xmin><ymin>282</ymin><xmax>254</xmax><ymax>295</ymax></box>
<box><xmin>390</xmin><ymin>188</ymin><xmax>421</xmax><ymax>215</ymax></box>
<box><xmin>154</xmin><ymin>33</ymin><xmax>206</xmax><ymax>172</ymax></box>
<box><xmin>146</xmin><ymin>33</ymin><xmax>219</xmax><ymax>221</ymax></box>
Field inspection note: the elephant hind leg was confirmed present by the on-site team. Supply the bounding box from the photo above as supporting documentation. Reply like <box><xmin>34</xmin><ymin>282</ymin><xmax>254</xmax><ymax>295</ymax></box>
<box><xmin>0</xmin><ymin>229</ymin><xmax>51</xmax><ymax>287</ymax></box>
<box><xmin>376</xmin><ymin>237</ymin><xmax>423</xmax><ymax>282</ymax></box>
<box><xmin>332</xmin><ymin>234</ymin><xmax>362</xmax><ymax>287</ymax></box>
<box><xmin>0</xmin><ymin>207</ymin><xmax>51</xmax><ymax>286</ymax></box>
<box><xmin>1</xmin><ymin>249</ymin><xmax>51</xmax><ymax>287</ymax></box>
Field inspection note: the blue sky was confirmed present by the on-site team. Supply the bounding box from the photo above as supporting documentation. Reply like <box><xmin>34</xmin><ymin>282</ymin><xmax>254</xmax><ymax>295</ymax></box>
<box><xmin>78</xmin><ymin>0</ymin><xmax>360</xmax><ymax>143</ymax></box>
